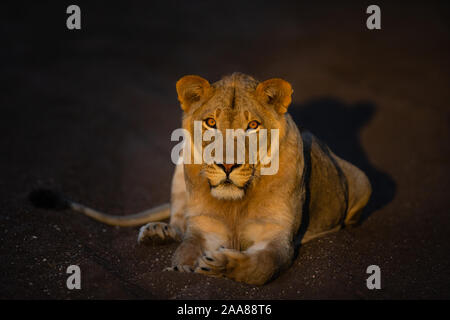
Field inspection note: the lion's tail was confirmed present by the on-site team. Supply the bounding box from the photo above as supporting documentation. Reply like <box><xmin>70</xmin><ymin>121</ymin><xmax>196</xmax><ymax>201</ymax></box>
<box><xmin>28</xmin><ymin>189</ymin><xmax>170</xmax><ymax>227</ymax></box>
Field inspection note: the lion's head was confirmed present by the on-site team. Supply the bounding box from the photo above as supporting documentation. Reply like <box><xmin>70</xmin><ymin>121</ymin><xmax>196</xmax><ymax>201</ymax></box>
<box><xmin>176</xmin><ymin>73</ymin><xmax>293</xmax><ymax>201</ymax></box>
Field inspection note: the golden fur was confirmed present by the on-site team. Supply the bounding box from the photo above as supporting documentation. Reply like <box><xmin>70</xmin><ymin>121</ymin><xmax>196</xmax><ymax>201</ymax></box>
<box><xmin>138</xmin><ymin>73</ymin><xmax>372</xmax><ymax>285</ymax></box>
<box><xmin>43</xmin><ymin>72</ymin><xmax>371</xmax><ymax>284</ymax></box>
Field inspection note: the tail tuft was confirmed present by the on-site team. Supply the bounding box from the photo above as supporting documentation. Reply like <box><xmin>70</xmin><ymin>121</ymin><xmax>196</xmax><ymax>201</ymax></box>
<box><xmin>28</xmin><ymin>189</ymin><xmax>70</xmax><ymax>210</ymax></box>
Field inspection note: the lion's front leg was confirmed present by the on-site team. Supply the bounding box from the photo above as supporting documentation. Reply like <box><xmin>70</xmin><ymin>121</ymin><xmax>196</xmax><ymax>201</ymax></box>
<box><xmin>162</xmin><ymin>233</ymin><xmax>205</xmax><ymax>273</ymax></box>
<box><xmin>166</xmin><ymin>214</ymin><xmax>229</xmax><ymax>272</ymax></box>
<box><xmin>195</xmin><ymin>240</ymin><xmax>293</xmax><ymax>285</ymax></box>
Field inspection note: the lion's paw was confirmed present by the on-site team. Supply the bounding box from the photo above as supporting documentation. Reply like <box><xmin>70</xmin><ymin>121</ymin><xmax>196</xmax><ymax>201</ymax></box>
<box><xmin>137</xmin><ymin>222</ymin><xmax>180</xmax><ymax>245</ymax></box>
<box><xmin>194</xmin><ymin>248</ymin><xmax>248</xmax><ymax>279</ymax></box>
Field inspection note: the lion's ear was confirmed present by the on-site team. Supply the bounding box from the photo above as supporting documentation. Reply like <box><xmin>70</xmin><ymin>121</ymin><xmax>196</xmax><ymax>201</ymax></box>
<box><xmin>176</xmin><ymin>75</ymin><xmax>211</xmax><ymax>112</ymax></box>
<box><xmin>255</xmin><ymin>78</ymin><xmax>293</xmax><ymax>114</ymax></box>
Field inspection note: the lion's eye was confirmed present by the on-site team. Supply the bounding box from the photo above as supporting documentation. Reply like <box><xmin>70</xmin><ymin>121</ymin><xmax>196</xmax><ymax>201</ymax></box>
<box><xmin>204</xmin><ymin>118</ymin><xmax>217</xmax><ymax>129</ymax></box>
<box><xmin>247</xmin><ymin>120</ymin><xmax>260</xmax><ymax>131</ymax></box>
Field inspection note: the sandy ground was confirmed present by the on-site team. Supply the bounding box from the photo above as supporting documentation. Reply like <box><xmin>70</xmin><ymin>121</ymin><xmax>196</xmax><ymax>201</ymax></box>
<box><xmin>1</xmin><ymin>1</ymin><xmax>449</xmax><ymax>299</ymax></box>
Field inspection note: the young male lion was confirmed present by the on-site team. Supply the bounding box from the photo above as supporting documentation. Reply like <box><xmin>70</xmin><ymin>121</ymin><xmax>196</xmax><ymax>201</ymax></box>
<box><xmin>30</xmin><ymin>73</ymin><xmax>371</xmax><ymax>285</ymax></box>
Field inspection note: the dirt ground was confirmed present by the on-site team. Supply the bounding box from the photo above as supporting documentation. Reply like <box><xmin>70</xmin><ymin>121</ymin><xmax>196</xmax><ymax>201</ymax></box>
<box><xmin>1</xmin><ymin>1</ymin><xmax>449</xmax><ymax>299</ymax></box>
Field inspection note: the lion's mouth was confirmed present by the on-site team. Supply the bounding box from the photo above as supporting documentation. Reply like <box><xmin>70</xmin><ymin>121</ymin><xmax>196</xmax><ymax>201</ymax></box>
<box><xmin>209</xmin><ymin>175</ymin><xmax>251</xmax><ymax>200</ymax></box>
<box><xmin>205</xmin><ymin>165</ymin><xmax>254</xmax><ymax>200</ymax></box>
<box><xmin>210</xmin><ymin>178</ymin><xmax>245</xmax><ymax>189</ymax></box>
<box><xmin>210</xmin><ymin>183</ymin><xmax>245</xmax><ymax>200</ymax></box>
<box><xmin>222</xmin><ymin>178</ymin><xmax>238</xmax><ymax>186</ymax></box>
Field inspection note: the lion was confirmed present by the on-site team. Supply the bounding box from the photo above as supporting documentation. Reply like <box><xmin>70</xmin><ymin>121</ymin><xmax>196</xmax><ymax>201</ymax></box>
<box><xmin>29</xmin><ymin>73</ymin><xmax>371</xmax><ymax>285</ymax></box>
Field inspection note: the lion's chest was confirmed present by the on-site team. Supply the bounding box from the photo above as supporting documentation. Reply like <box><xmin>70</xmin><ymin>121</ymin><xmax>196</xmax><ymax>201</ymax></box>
<box><xmin>190</xmin><ymin>214</ymin><xmax>283</xmax><ymax>252</ymax></box>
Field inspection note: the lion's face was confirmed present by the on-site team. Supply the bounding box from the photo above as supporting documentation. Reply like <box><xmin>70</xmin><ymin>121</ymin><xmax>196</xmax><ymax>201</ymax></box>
<box><xmin>177</xmin><ymin>73</ymin><xmax>293</xmax><ymax>201</ymax></box>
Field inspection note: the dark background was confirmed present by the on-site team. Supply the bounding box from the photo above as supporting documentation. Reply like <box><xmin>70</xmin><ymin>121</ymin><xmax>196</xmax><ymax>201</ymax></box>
<box><xmin>1</xmin><ymin>1</ymin><xmax>449</xmax><ymax>299</ymax></box>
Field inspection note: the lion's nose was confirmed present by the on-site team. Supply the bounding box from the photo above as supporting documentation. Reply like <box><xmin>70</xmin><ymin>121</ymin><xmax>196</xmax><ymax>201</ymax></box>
<box><xmin>217</xmin><ymin>163</ymin><xmax>241</xmax><ymax>174</ymax></box>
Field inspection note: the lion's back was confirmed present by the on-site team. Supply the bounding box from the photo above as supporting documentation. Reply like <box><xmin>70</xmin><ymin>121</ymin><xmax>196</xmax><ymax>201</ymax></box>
<box><xmin>299</xmin><ymin>129</ymin><xmax>371</xmax><ymax>242</ymax></box>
